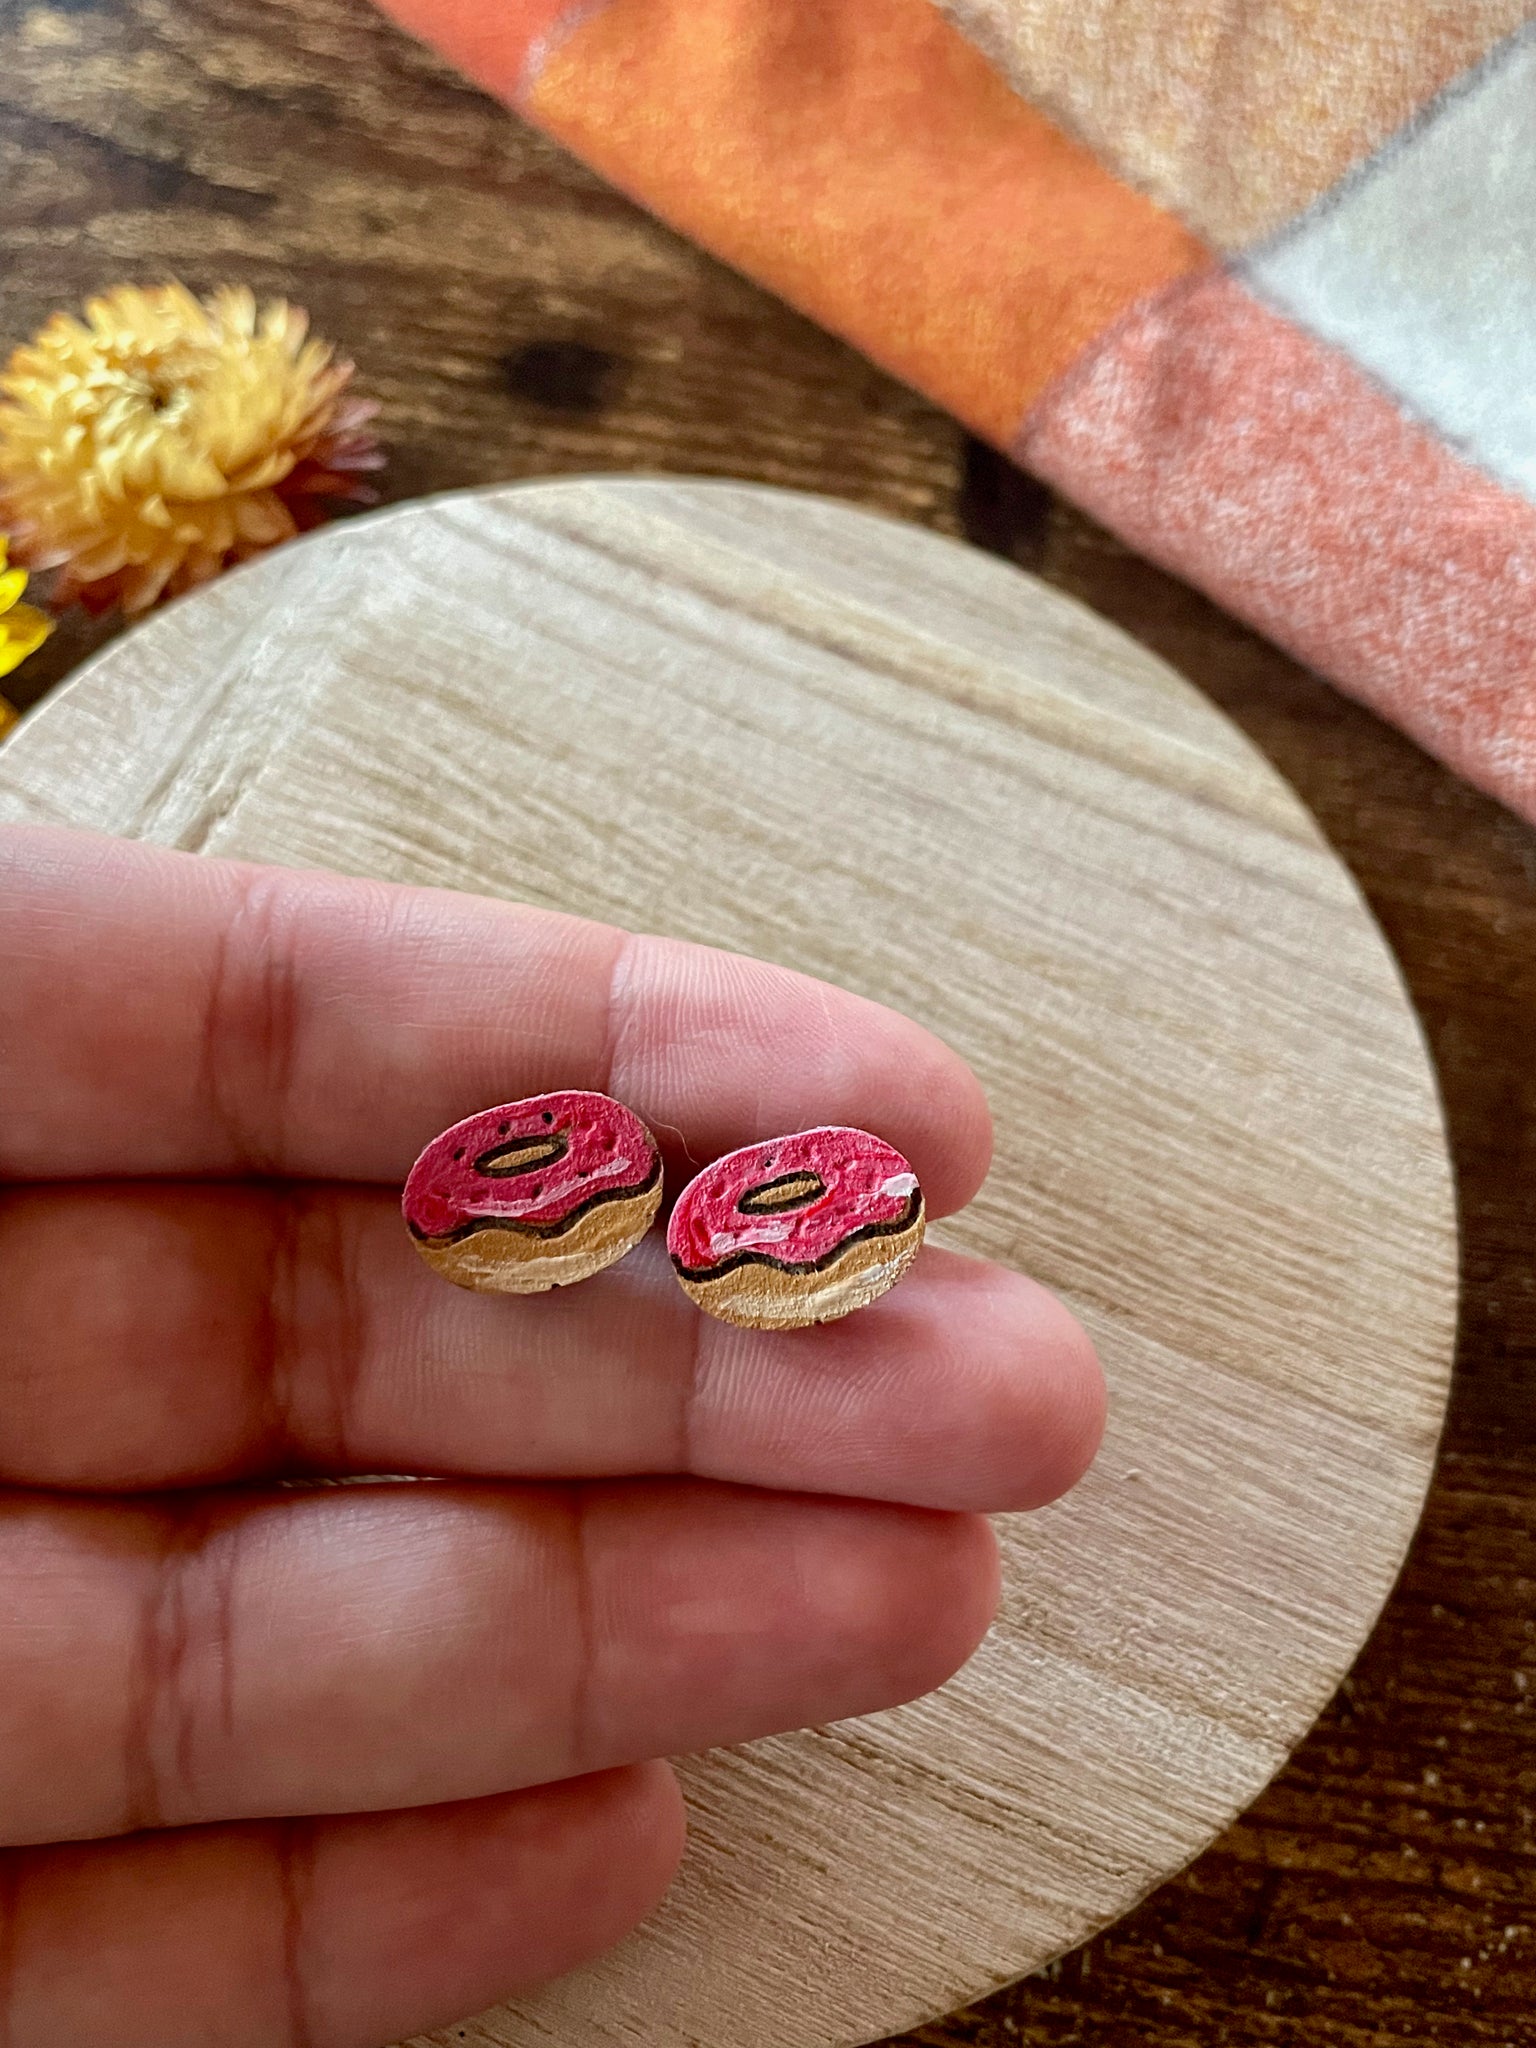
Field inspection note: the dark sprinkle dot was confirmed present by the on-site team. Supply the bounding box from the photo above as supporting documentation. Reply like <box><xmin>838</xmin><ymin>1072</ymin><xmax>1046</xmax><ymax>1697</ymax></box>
<box><xmin>453</xmin><ymin>1148</ymin><xmax>464</xmax><ymax>1161</ymax></box>
<box><xmin>542</xmin><ymin>1110</ymin><xmax>555</xmax><ymax>1124</ymax></box>
<box><xmin>578</xmin><ymin>1169</ymin><xmax>589</xmax><ymax>1179</ymax></box>
<box><xmin>499</xmin><ymin>1122</ymin><xmax>509</xmax><ymax>1135</ymax></box>
<box><xmin>500</xmin><ymin>339</ymin><xmax>621</xmax><ymax>414</ymax></box>
<box><xmin>532</xmin><ymin>1183</ymin><xmax>543</xmax><ymax>1197</ymax></box>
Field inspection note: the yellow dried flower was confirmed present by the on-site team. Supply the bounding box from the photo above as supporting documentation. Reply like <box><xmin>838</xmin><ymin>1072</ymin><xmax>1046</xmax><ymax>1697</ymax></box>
<box><xmin>0</xmin><ymin>283</ymin><xmax>382</xmax><ymax>615</ymax></box>
<box><xmin>0</xmin><ymin>535</ymin><xmax>52</xmax><ymax>687</ymax></box>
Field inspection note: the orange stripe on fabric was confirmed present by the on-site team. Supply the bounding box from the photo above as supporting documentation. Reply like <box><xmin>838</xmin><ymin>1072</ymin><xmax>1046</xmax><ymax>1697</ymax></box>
<box><xmin>1022</xmin><ymin>272</ymin><xmax>1536</xmax><ymax>822</ymax></box>
<box><xmin>523</xmin><ymin>0</ymin><xmax>1208</xmax><ymax>446</ymax></box>
<box><xmin>372</xmin><ymin>0</ymin><xmax>578</xmax><ymax>103</ymax></box>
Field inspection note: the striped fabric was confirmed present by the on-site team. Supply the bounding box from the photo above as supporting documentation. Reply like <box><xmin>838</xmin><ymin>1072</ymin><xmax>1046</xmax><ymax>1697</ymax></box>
<box><xmin>379</xmin><ymin>0</ymin><xmax>1536</xmax><ymax>821</ymax></box>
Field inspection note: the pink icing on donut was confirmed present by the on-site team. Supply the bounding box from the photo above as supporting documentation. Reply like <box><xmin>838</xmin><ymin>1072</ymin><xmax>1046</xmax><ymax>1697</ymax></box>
<box><xmin>667</xmin><ymin>1127</ymin><xmax>921</xmax><ymax>1278</ymax></box>
<box><xmin>403</xmin><ymin>1091</ymin><xmax>659</xmax><ymax>1243</ymax></box>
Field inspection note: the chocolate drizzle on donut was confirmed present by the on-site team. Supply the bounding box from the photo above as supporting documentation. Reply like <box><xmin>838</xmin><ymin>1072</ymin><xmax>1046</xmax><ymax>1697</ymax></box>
<box><xmin>670</xmin><ymin>1187</ymin><xmax>922</xmax><ymax>1281</ymax></box>
<box><xmin>410</xmin><ymin>1150</ymin><xmax>662</xmax><ymax>1246</ymax></box>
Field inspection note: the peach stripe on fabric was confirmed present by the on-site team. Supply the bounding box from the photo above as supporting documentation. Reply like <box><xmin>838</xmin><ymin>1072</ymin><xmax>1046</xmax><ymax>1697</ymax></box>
<box><xmin>518</xmin><ymin>0</ymin><xmax>1208</xmax><ymax>445</ymax></box>
<box><xmin>1021</xmin><ymin>272</ymin><xmax>1536</xmax><ymax>817</ymax></box>
<box><xmin>931</xmin><ymin>0</ymin><xmax>1536</xmax><ymax>251</ymax></box>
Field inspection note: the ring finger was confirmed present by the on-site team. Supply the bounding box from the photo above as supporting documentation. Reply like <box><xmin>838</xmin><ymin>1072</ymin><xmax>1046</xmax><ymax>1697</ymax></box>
<box><xmin>0</xmin><ymin>1477</ymin><xmax>997</xmax><ymax>1846</ymax></box>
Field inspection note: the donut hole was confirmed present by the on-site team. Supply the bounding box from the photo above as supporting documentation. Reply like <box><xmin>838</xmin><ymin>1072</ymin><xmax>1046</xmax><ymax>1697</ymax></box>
<box><xmin>475</xmin><ymin>1133</ymin><xmax>569</xmax><ymax>1178</ymax></box>
<box><xmin>738</xmin><ymin>1170</ymin><xmax>826</xmax><ymax>1216</ymax></box>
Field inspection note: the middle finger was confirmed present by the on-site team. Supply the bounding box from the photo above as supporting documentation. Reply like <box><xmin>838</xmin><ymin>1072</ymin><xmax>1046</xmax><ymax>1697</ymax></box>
<box><xmin>0</xmin><ymin>1182</ymin><xmax>1103</xmax><ymax>1510</ymax></box>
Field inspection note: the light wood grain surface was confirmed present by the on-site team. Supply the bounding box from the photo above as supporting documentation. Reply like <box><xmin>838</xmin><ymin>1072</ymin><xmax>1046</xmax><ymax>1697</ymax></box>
<box><xmin>0</xmin><ymin>477</ymin><xmax>1457</xmax><ymax>2048</ymax></box>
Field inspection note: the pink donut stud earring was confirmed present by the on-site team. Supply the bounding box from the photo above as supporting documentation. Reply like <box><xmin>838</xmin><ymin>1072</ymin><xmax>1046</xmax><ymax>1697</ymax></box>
<box><xmin>667</xmin><ymin>1126</ymin><xmax>925</xmax><ymax>1330</ymax></box>
<box><xmin>403</xmin><ymin>1090</ymin><xmax>662</xmax><ymax>1293</ymax></box>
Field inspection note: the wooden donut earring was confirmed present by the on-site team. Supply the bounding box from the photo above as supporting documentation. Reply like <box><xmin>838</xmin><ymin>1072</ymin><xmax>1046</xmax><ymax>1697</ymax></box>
<box><xmin>667</xmin><ymin>1127</ymin><xmax>926</xmax><ymax>1330</ymax></box>
<box><xmin>403</xmin><ymin>1091</ymin><xmax>662</xmax><ymax>1293</ymax></box>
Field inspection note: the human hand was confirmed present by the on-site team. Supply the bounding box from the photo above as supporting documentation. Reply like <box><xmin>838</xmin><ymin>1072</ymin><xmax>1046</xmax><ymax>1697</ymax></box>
<box><xmin>0</xmin><ymin>826</ymin><xmax>1105</xmax><ymax>2048</ymax></box>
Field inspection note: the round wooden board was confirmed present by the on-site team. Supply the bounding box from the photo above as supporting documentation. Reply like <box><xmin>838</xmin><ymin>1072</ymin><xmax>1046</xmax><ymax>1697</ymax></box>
<box><xmin>0</xmin><ymin>479</ymin><xmax>1457</xmax><ymax>2048</ymax></box>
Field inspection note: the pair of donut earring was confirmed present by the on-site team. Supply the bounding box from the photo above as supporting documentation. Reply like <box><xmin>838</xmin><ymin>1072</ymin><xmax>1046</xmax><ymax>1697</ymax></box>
<box><xmin>401</xmin><ymin>1089</ymin><xmax>925</xmax><ymax>1330</ymax></box>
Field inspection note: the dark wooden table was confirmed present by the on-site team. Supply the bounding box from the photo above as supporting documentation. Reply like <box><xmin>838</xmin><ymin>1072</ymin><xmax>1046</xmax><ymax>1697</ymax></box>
<box><xmin>3</xmin><ymin>0</ymin><xmax>1533</xmax><ymax>2038</ymax></box>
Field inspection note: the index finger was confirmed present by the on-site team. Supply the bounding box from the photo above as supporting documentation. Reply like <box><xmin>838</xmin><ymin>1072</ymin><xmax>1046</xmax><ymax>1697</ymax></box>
<box><xmin>0</xmin><ymin>827</ymin><xmax>991</xmax><ymax>1211</ymax></box>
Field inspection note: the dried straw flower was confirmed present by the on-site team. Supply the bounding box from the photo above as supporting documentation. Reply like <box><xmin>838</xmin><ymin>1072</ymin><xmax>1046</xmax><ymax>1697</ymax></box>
<box><xmin>0</xmin><ymin>284</ymin><xmax>382</xmax><ymax>615</ymax></box>
<box><xmin>0</xmin><ymin>536</ymin><xmax>51</xmax><ymax>699</ymax></box>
